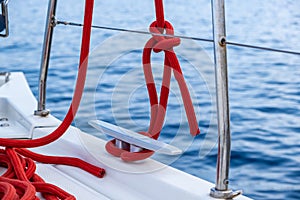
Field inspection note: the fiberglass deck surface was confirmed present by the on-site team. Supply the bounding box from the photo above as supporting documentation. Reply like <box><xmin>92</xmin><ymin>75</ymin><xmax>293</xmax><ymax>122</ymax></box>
<box><xmin>0</xmin><ymin>73</ymin><xmax>252</xmax><ymax>200</ymax></box>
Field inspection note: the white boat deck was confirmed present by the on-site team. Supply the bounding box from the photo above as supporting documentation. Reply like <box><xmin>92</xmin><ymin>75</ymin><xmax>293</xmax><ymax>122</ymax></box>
<box><xmin>0</xmin><ymin>73</ymin><xmax>252</xmax><ymax>199</ymax></box>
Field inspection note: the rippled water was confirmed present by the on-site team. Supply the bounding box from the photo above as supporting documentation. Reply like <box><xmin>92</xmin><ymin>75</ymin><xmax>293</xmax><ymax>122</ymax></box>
<box><xmin>1</xmin><ymin>1</ymin><xmax>300</xmax><ymax>199</ymax></box>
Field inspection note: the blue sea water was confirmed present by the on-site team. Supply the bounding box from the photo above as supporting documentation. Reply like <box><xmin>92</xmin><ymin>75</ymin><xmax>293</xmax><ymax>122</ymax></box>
<box><xmin>1</xmin><ymin>0</ymin><xmax>300</xmax><ymax>199</ymax></box>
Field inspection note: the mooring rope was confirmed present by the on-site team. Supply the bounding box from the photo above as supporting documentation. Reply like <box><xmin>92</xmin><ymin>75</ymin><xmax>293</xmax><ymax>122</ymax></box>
<box><xmin>105</xmin><ymin>0</ymin><xmax>200</xmax><ymax>162</ymax></box>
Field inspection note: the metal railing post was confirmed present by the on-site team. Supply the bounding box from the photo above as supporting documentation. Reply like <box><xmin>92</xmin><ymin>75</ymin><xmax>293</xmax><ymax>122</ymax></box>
<box><xmin>34</xmin><ymin>0</ymin><xmax>57</xmax><ymax>116</ymax></box>
<box><xmin>210</xmin><ymin>0</ymin><xmax>241</xmax><ymax>198</ymax></box>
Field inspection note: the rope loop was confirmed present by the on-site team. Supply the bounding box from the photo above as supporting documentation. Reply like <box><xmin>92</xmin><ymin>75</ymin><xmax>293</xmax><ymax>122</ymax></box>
<box><xmin>105</xmin><ymin>19</ymin><xmax>200</xmax><ymax>162</ymax></box>
<box><xmin>105</xmin><ymin>0</ymin><xmax>200</xmax><ymax>162</ymax></box>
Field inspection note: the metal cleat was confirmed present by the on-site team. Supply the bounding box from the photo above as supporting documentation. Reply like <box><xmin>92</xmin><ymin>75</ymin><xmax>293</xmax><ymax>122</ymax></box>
<box><xmin>89</xmin><ymin>120</ymin><xmax>182</xmax><ymax>156</ymax></box>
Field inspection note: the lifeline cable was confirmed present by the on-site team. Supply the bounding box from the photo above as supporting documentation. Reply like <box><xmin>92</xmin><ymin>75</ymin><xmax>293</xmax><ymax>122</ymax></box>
<box><xmin>0</xmin><ymin>0</ymin><xmax>105</xmax><ymax>199</ymax></box>
<box><xmin>105</xmin><ymin>0</ymin><xmax>200</xmax><ymax>162</ymax></box>
<box><xmin>56</xmin><ymin>21</ymin><xmax>300</xmax><ymax>56</ymax></box>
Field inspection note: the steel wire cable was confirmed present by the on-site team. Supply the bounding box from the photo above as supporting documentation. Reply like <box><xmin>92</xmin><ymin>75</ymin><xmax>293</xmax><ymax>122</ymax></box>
<box><xmin>57</xmin><ymin>20</ymin><xmax>300</xmax><ymax>56</ymax></box>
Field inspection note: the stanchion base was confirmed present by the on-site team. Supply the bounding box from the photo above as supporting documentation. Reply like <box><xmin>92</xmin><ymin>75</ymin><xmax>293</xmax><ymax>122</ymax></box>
<box><xmin>34</xmin><ymin>109</ymin><xmax>50</xmax><ymax>117</ymax></box>
<box><xmin>210</xmin><ymin>187</ymin><xmax>242</xmax><ymax>199</ymax></box>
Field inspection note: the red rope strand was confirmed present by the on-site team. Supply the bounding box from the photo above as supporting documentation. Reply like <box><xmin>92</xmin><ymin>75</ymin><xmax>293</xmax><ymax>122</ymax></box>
<box><xmin>0</xmin><ymin>0</ymin><xmax>105</xmax><ymax>199</ymax></box>
<box><xmin>15</xmin><ymin>149</ymin><xmax>105</xmax><ymax>178</ymax></box>
<box><xmin>0</xmin><ymin>0</ymin><xmax>93</xmax><ymax>148</ymax></box>
<box><xmin>154</xmin><ymin>0</ymin><xmax>165</xmax><ymax>29</ymax></box>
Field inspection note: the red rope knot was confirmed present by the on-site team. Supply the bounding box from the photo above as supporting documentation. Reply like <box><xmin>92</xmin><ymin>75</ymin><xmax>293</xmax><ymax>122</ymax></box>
<box><xmin>149</xmin><ymin>21</ymin><xmax>181</xmax><ymax>53</ymax></box>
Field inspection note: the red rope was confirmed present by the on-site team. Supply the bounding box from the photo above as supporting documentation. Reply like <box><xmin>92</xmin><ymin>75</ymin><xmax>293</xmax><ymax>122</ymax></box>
<box><xmin>15</xmin><ymin>149</ymin><xmax>105</xmax><ymax>178</ymax></box>
<box><xmin>0</xmin><ymin>0</ymin><xmax>105</xmax><ymax>199</ymax></box>
<box><xmin>0</xmin><ymin>0</ymin><xmax>93</xmax><ymax>148</ymax></box>
<box><xmin>154</xmin><ymin>0</ymin><xmax>165</xmax><ymax>29</ymax></box>
<box><xmin>106</xmin><ymin>0</ymin><xmax>200</xmax><ymax>161</ymax></box>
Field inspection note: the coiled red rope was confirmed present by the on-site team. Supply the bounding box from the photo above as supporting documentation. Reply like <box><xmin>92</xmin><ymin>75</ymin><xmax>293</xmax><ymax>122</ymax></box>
<box><xmin>106</xmin><ymin>0</ymin><xmax>200</xmax><ymax>161</ymax></box>
<box><xmin>0</xmin><ymin>0</ymin><xmax>105</xmax><ymax>199</ymax></box>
